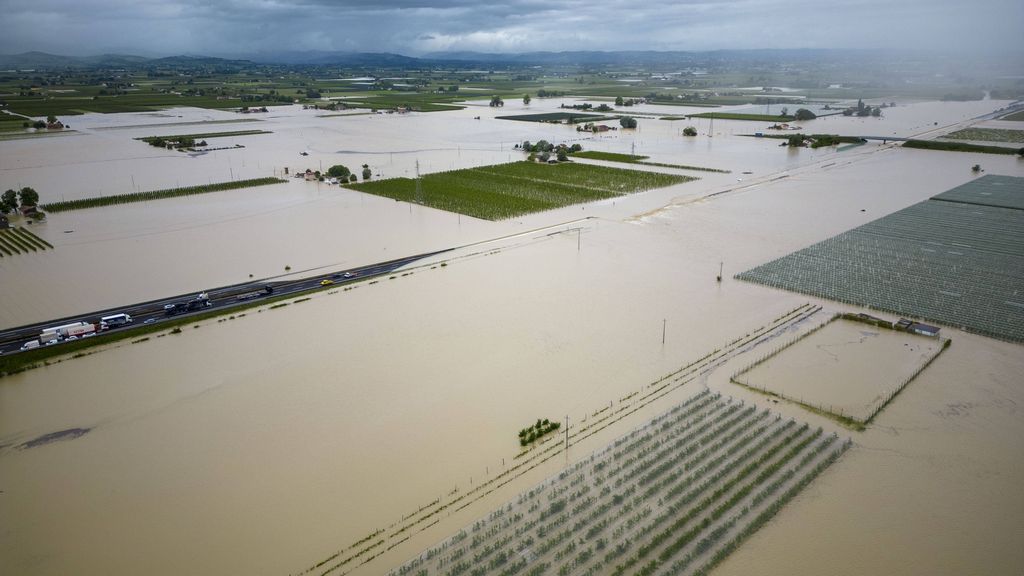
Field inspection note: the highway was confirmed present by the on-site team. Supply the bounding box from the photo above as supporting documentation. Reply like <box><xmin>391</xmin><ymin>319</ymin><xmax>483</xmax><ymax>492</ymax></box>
<box><xmin>0</xmin><ymin>249</ymin><xmax>450</xmax><ymax>355</ymax></box>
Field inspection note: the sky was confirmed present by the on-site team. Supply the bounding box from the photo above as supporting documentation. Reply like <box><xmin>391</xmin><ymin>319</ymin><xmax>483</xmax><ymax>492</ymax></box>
<box><xmin>1</xmin><ymin>0</ymin><xmax>1021</xmax><ymax>57</ymax></box>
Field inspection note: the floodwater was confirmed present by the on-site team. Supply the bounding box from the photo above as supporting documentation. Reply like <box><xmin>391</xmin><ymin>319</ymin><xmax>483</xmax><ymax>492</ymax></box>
<box><xmin>736</xmin><ymin>318</ymin><xmax>943</xmax><ymax>420</ymax></box>
<box><xmin>1</xmin><ymin>97</ymin><xmax>1022</xmax><ymax>576</ymax></box>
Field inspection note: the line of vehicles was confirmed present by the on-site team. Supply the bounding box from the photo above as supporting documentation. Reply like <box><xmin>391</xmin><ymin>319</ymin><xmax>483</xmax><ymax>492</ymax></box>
<box><xmin>21</xmin><ymin>312</ymin><xmax>134</xmax><ymax>351</ymax></box>
<box><xmin>15</xmin><ymin>287</ymin><xmax>282</xmax><ymax>352</ymax></box>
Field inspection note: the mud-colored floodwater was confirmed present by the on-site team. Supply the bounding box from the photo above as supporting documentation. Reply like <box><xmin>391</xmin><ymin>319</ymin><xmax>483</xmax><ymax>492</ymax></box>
<box><xmin>1</xmin><ymin>98</ymin><xmax>1022</xmax><ymax>576</ymax></box>
<box><xmin>737</xmin><ymin>318</ymin><xmax>943</xmax><ymax>420</ymax></box>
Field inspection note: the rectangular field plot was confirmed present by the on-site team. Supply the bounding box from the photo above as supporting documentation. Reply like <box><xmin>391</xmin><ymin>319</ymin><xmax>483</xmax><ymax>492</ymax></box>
<box><xmin>734</xmin><ymin>319</ymin><xmax>944</xmax><ymax>422</ymax></box>
<box><xmin>345</xmin><ymin>161</ymin><xmax>694</xmax><ymax>220</ymax></box>
<box><xmin>388</xmin><ymin>390</ymin><xmax>848</xmax><ymax>576</ymax></box>
<box><xmin>737</xmin><ymin>175</ymin><xmax>1024</xmax><ymax>342</ymax></box>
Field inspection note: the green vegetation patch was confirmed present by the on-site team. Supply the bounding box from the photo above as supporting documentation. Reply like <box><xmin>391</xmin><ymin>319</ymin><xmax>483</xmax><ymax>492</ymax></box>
<box><xmin>136</xmin><ymin>129</ymin><xmax>271</xmax><ymax>143</ymax></box>
<box><xmin>902</xmin><ymin>139</ymin><xmax>1021</xmax><ymax>155</ymax></box>
<box><xmin>345</xmin><ymin>161</ymin><xmax>694</xmax><ymax>220</ymax></box>
<box><xmin>518</xmin><ymin>418</ymin><xmax>561</xmax><ymax>447</ymax></box>
<box><xmin>572</xmin><ymin>150</ymin><xmax>730</xmax><ymax>173</ymax></box>
<box><xmin>41</xmin><ymin>177</ymin><xmax>287</xmax><ymax>213</ymax></box>
<box><xmin>940</xmin><ymin>127</ymin><xmax>1024</xmax><ymax>144</ymax></box>
<box><xmin>496</xmin><ymin>112</ymin><xmax>605</xmax><ymax>123</ymax></box>
<box><xmin>688</xmin><ymin>112</ymin><xmax>795</xmax><ymax>122</ymax></box>
<box><xmin>999</xmin><ymin>110</ymin><xmax>1024</xmax><ymax>121</ymax></box>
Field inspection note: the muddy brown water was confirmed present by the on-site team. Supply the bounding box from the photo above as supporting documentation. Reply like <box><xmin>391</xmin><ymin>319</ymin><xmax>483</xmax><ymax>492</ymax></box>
<box><xmin>0</xmin><ymin>98</ymin><xmax>1021</xmax><ymax>575</ymax></box>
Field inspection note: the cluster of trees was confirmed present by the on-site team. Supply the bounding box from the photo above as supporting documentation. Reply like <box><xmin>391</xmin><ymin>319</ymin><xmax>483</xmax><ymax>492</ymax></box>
<box><xmin>843</xmin><ymin>99</ymin><xmax>881</xmax><ymax>117</ymax></box>
<box><xmin>518</xmin><ymin>418</ymin><xmax>561</xmax><ymax>447</ymax></box>
<box><xmin>683</xmin><ymin>126</ymin><xmax>698</xmax><ymax>136</ymax></box>
<box><xmin>147</xmin><ymin>137</ymin><xmax>206</xmax><ymax>149</ymax></box>
<box><xmin>1</xmin><ymin>187</ymin><xmax>40</xmax><ymax>214</ymax></box>
<box><xmin>614</xmin><ymin>96</ymin><xmax>645</xmax><ymax>107</ymax></box>
<box><xmin>517</xmin><ymin>140</ymin><xmax>583</xmax><ymax>163</ymax></box>
<box><xmin>536</xmin><ymin>89</ymin><xmax>565</xmax><ymax>98</ymax></box>
<box><xmin>794</xmin><ymin>108</ymin><xmax>817</xmax><ymax>121</ymax></box>
<box><xmin>327</xmin><ymin>165</ymin><xmax>357</xmax><ymax>182</ymax></box>
<box><xmin>619</xmin><ymin>116</ymin><xmax>638</xmax><ymax>129</ymax></box>
<box><xmin>326</xmin><ymin>164</ymin><xmax>373</xmax><ymax>182</ymax></box>
<box><xmin>489</xmin><ymin>95</ymin><xmax>504</xmax><ymax>107</ymax></box>
<box><xmin>435</xmin><ymin>85</ymin><xmax>460</xmax><ymax>93</ymax></box>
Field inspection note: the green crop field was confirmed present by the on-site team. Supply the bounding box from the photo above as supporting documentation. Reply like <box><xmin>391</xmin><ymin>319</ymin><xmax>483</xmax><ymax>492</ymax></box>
<box><xmin>345</xmin><ymin>161</ymin><xmax>694</xmax><ymax>220</ymax></box>
<box><xmin>940</xmin><ymin>127</ymin><xmax>1024</xmax><ymax>144</ymax></box>
<box><xmin>571</xmin><ymin>150</ymin><xmax>730</xmax><ymax>173</ymax></box>
<box><xmin>136</xmin><ymin>129</ymin><xmax>271</xmax><ymax>143</ymax></box>
<box><xmin>687</xmin><ymin>112</ymin><xmax>795</xmax><ymax>122</ymax></box>
<box><xmin>496</xmin><ymin>112</ymin><xmax>607</xmax><ymax>123</ymax></box>
<box><xmin>41</xmin><ymin>177</ymin><xmax>287</xmax><ymax>212</ymax></box>
<box><xmin>902</xmin><ymin>139</ymin><xmax>1021</xmax><ymax>155</ymax></box>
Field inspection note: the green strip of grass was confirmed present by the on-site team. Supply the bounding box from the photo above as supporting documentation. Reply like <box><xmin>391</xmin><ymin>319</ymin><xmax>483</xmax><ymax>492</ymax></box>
<box><xmin>41</xmin><ymin>177</ymin><xmax>287</xmax><ymax>212</ymax></box>
<box><xmin>688</xmin><ymin>112</ymin><xmax>794</xmax><ymax>122</ymax></box>
<box><xmin>571</xmin><ymin>150</ymin><xmax>730</xmax><ymax>173</ymax></box>
<box><xmin>136</xmin><ymin>129</ymin><xmax>271</xmax><ymax>143</ymax></box>
<box><xmin>902</xmin><ymin>139</ymin><xmax>1022</xmax><ymax>155</ymax></box>
<box><xmin>345</xmin><ymin>161</ymin><xmax>694</xmax><ymax>220</ymax></box>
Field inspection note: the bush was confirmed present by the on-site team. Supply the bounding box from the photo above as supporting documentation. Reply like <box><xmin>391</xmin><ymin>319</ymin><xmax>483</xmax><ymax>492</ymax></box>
<box><xmin>682</xmin><ymin>126</ymin><xmax>697</xmax><ymax>136</ymax></box>
<box><xmin>620</xmin><ymin>117</ymin><xmax>638</xmax><ymax>129</ymax></box>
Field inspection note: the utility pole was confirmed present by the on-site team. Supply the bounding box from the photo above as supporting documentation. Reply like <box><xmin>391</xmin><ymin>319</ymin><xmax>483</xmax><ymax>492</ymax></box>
<box><xmin>415</xmin><ymin>159</ymin><xmax>422</xmax><ymax>204</ymax></box>
<box><xmin>564</xmin><ymin>416</ymin><xmax>569</xmax><ymax>454</ymax></box>
<box><xmin>717</xmin><ymin>261</ymin><xmax>723</xmax><ymax>282</ymax></box>
<box><xmin>662</xmin><ymin>319</ymin><xmax>666</xmax><ymax>344</ymax></box>
<box><xmin>577</xmin><ymin>228</ymin><xmax>581</xmax><ymax>252</ymax></box>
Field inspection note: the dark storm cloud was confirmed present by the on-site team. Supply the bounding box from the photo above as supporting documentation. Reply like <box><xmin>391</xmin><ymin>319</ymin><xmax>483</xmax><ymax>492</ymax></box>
<box><xmin>1</xmin><ymin>0</ymin><xmax>1021</xmax><ymax>56</ymax></box>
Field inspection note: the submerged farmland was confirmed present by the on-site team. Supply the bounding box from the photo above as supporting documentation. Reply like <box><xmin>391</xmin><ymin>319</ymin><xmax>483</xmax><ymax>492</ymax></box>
<box><xmin>389</xmin><ymin>390</ymin><xmax>848</xmax><ymax>576</ymax></box>
<box><xmin>737</xmin><ymin>175</ymin><xmax>1024</xmax><ymax>342</ymax></box>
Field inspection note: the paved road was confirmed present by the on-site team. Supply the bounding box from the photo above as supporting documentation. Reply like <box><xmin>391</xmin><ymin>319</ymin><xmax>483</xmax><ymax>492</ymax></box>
<box><xmin>0</xmin><ymin>249</ymin><xmax>450</xmax><ymax>355</ymax></box>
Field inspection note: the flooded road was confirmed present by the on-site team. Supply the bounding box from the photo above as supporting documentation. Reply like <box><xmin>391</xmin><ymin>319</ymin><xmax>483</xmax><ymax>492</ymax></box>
<box><xmin>1</xmin><ymin>97</ymin><xmax>1022</xmax><ymax>575</ymax></box>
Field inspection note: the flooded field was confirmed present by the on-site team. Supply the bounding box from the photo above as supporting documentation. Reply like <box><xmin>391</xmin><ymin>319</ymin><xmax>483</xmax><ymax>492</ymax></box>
<box><xmin>1</xmin><ymin>96</ymin><xmax>1023</xmax><ymax>576</ymax></box>
<box><xmin>734</xmin><ymin>318</ymin><xmax>944</xmax><ymax>421</ymax></box>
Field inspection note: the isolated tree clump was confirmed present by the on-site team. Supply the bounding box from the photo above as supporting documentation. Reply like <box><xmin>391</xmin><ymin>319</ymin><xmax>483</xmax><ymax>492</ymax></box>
<box><xmin>619</xmin><ymin>116</ymin><xmax>638</xmax><ymax>129</ymax></box>
<box><xmin>327</xmin><ymin>164</ymin><xmax>351</xmax><ymax>179</ymax></box>
<box><xmin>489</xmin><ymin>95</ymin><xmax>504</xmax><ymax>107</ymax></box>
<box><xmin>683</xmin><ymin>126</ymin><xmax>698</xmax><ymax>136</ymax></box>
<box><xmin>361</xmin><ymin>164</ymin><xmax>372</xmax><ymax>180</ymax></box>
<box><xmin>794</xmin><ymin>108</ymin><xmax>817</xmax><ymax>121</ymax></box>
<box><xmin>522</xmin><ymin>93</ymin><xmax>531</xmax><ymax>105</ymax></box>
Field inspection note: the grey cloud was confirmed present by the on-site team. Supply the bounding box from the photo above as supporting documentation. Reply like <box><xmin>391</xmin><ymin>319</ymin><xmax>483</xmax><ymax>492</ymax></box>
<box><xmin>0</xmin><ymin>0</ymin><xmax>1021</xmax><ymax>56</ymax></box>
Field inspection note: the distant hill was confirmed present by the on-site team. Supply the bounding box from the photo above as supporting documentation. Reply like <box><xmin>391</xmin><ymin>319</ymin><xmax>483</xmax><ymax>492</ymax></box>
<box><xmin>0</xmin><ymin>48</ymin><xmax>901</xmax><ymax>71</ymax></box>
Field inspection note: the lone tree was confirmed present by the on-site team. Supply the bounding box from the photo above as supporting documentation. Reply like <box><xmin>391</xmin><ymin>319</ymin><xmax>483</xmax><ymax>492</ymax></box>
<box><xmin>522</xmin><ymin>93</ymin><xmax>531</xmax><ymax>105</ymax></box>
<box><xmin>615</xmin><ymin>96</ymin><xmax>624</xmax><ymax>106</ymax></box>
<box><xmin>361</xmin><ymin>164</ymin><xmax>372</xmax><ymax>180</ymax></box>
<box><xmin>619</xmin><ymin>116</ymin><xmax>638</xmax><ymax>129</ymax></box>
<box><xmin>787</xmin><ymin>134</ymin><xmax>805</xmax><ymax>147</ymax></box>
<box><xmin>18</xmin><ymin>187</ymin><xmax>39</xmax><ymax>207</ymax></box>
<box><xmin>683</xmin><ymin>126</ymin><xmax>698</xmax><ymax>136</ymax></box>
<box><xmin>327</xmin><ymin>164</ymin><xmax>351</xmax><ymax>179</ymax></box>
<box><xmin>1</xmin><ymin>189</ymin><xmax>17</xmax><ymax>213</ymax></box>
<box><xmin>794</xmin><ymin>108</ymin><xmax>817</xmax><ymax>121</ymax></box>
<box><xmin>489</xmin><ymin>95</ymin><xmax>504</xmax><ymax>107</ymax></box>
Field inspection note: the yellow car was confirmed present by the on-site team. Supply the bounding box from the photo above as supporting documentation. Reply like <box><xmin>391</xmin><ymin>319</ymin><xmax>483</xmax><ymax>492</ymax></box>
<box><xmin>320</xmin><ymin>279</ymin><xmax>334</xmax><ymax>286</ymax></box>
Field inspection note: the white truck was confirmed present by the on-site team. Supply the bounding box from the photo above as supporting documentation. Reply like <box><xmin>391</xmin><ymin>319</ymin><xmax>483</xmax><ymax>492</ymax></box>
<box><xmin>40</xmin><ymin>321</ymin><xmax>94</xmax><ymax>342</ymax></box>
